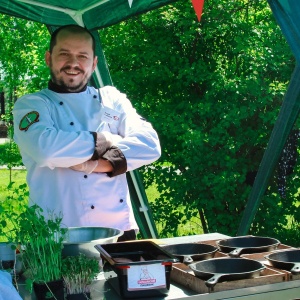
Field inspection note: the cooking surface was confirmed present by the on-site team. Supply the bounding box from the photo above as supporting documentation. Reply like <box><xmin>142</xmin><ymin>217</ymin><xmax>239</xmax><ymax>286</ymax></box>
<box><xmin>18</xmin><ymin>233</ymin><xmax>300</xmax><ymax>300</ymax></box>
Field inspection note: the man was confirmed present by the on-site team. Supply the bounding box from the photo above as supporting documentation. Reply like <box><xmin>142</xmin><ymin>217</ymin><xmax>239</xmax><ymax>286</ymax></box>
<box><xmin>13</xmin><ymin>25</ymin><xmax>161</xmax><ymax>241</ymax></box>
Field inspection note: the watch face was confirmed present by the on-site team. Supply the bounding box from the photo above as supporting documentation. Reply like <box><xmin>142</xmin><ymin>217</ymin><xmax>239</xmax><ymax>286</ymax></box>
<box><xmin>19</xmin><ymin>111</ymin><xmax>40</xmax><ymax>131</ymax></box>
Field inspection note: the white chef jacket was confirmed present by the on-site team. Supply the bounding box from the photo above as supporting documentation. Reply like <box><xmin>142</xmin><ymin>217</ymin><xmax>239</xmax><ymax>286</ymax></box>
<box><xmin>13</xmin><ymin>85</ymin><xmax>161</xmax><ymax>231</ymax></box>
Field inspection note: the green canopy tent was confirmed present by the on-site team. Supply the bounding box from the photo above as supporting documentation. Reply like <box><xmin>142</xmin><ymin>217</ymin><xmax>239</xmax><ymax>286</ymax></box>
<box><xmin>238</xmin><ymin>0</ymin><xmax>300</xmax><ymax>235</ymax></box>
<box><xmin>0</xmin><ymin>0</ymin><xmax>181</xmax><ymax>239</ymax></box>
<box><xmin>1</xmin><ymin>0</ymin><xmax>299</xmax><ymax>238</ymax></box>
<box><xmin>0</xmin><ymin>0</ymin><xmax>177</xmax><ymax>29</ymax></box>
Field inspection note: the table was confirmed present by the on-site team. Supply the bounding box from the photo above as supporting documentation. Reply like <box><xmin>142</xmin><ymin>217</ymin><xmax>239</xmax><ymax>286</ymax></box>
<box><xmin>17</xmin><ymin>233</ymin><xmax>300</xmax><ymax>300</ymax></box>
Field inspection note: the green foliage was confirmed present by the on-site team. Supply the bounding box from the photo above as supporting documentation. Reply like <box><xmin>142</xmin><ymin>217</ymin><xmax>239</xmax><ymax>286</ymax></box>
<box><xmin>0</xmin><ymin>142</ymin><xmax>23</xmax><ymax>168</ymax></box>
<box><xmin>18</xmin><ymin>204</ymin><xmax>67</xmax><ymax>288</ymax></box>
<box><xmin>62</xmin><ymin>254</ymin><xmax>100</xmax><ymax>295</ymax></box>
<box><xmin>100</xmin><ymin>0</ymin><xmax>296</xmax><ymax>238</ymax></box>
<box><xmin>0</xmin><ymin>16</ymin><xmax>48</xmax><ymax>193</ymax></box>
<box><xmin>0</xmin><ymin>15</ymin><xmax>49</xmax><ymax>96</ymax></box>
<box><xmin>0</xmin><ymin>182</ymin><xmax>28</xmax><ymax>241</ymax></box>
<box><xmin>0</xmin><ymin>170</ymin><xmax>27</xmax><ymax>202</ymax></box>
<box><xmin>0</xmin><ymin>183</ymin><xmax>67</xmax><ymax>291</ymax></box>
<box><xmin>0</xmin><ymin>16</ymin><xmax>49</xmax><ymax>155</ymax></box>
<box><xmin>277</xmin><ymin>216</ymin><xmax>300</xmax><ymax>247</ymax></box>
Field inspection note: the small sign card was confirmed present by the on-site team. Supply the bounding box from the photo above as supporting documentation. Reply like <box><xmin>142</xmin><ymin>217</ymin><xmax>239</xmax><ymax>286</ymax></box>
<box><xmin>100</xmin><ymin>106</ymin><xmax>120</xmax><ymax>124</ymax></box>
<box><xmin>127</xmin><ymin>263</ymin><xmax>166</xmax><ymax>291</ymax></box>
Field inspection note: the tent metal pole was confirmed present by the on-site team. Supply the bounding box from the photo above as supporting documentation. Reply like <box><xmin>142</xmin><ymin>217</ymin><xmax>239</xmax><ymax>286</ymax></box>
<box><xmin>94</xmin><ymin>67</ymin><xmax>104</xmax><ymax>88</ymax></box>
<box><xmin>129</xmin><ymin>171</ymin><xmax>158</xmax><ymax>238</ymax></box>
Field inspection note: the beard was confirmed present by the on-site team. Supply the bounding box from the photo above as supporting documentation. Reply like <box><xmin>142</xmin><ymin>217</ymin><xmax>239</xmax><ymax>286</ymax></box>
<box><xmin>49</xmin><ymin>66</ymin><xmax>92</xmax><ymax>93</ymax></box>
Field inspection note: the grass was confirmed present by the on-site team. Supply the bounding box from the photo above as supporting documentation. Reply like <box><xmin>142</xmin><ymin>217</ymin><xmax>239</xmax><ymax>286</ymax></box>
<box><xmin>0</xmin><ymin>168</ymin><xmax>28</xmax><ymax>242</ymax></box>
<box><xmin>0</xmin><ymin>168</ymin><xmax>28</xmax><ymax>201</ymax></box>
<box><xmin>0</xmin><ymin>169</ymin><xmax>203</xmax><ymax>238</ymax></box>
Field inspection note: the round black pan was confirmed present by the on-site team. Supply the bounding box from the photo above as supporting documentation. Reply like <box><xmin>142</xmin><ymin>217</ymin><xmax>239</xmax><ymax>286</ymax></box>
<box><xmin>265</xmin><ymin>249</ymin><xmax>300</xmax><ymax>274</ymax></box>
<box><xmin>217</xmin><ymin>236</ymin><xmax>280</xmax><ymax>257</ymax></box>
<box><xmin>161</xmin><ymin>243</ymin><xmax>218</xmax><ymax>264</ymax></box>
<box><xmin>189</xmin><ymin>257</ymin><xmax>265</xmax><ymax>287</ymax></box>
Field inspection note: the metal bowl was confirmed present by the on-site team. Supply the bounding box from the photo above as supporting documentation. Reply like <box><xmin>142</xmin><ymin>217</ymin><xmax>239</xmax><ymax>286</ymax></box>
<box><xmin>62</xmin><ymin>227</ymin><xmax>123</xmax><ymax>259</ymax></box>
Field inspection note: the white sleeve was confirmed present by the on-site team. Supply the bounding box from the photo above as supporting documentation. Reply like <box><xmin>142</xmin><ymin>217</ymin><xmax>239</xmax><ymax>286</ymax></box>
<box><xmin>13</xmin><ymin>94</ymin><xmax>94</xmax><ymax>169</ymax></box>
<box><xmin>100</xmin><ymin>86</ymin><xmax>161</xmax><ymax>171</ymax></box>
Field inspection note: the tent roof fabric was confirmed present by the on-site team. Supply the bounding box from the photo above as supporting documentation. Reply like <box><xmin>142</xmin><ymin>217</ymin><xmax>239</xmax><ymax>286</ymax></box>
<box><xmin>0</xmin><ymin>0</ymin><xmax>176</xmax><ymax>29</ymax></box>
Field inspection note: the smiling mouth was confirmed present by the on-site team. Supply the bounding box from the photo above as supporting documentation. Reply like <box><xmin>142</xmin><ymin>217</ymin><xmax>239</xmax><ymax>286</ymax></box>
<box><xmin>65</xmin><ymin>70</ymin><xmax>80</xmax><ymax>75</ymax></box>
<box><xmin>61</xmin><ymin>67</ymin><xmax>83</xmax><ymax>76</ymax></box>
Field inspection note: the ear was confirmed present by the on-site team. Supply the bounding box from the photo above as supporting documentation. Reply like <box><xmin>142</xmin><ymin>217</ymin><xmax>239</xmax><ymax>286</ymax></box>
<box><xmin>45</xmin><ymin>51</ymin><xmax>51</xmax><ymax>66</ymax></box>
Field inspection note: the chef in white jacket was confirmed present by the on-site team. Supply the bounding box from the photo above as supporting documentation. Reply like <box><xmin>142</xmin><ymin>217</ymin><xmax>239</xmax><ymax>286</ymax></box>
<box><xmin>13</xmin><ymin>24</ymin><xmax>161</xmax><ymax>241</ymax></box>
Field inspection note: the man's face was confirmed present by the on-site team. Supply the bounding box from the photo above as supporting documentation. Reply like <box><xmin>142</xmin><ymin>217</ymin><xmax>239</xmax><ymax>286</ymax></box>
<box><xmin>45</xmin><ymin>31</ymin><xmax>98</xmax><ymax>92</ymax></box>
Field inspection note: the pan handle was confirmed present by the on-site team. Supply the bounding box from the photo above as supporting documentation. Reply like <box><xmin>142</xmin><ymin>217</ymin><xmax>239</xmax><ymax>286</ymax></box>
<box><xmin>183</xmin><ymin>255</ymin><xmax>194</xmax><ymax>264</ymax></box>
<box><xmin>205</xmin><ymin>273</ymin><xmax>224</xmax><ymax>287</ymax></box>
<box><xmin>229</xmin><ymin>248</ymin><xmax>244</xmax><ymax>257</ymax></box>
<box><xmin>291</xmin><ymin>263</ymin><xmax>300</xmax><ymax>274</ymax></box>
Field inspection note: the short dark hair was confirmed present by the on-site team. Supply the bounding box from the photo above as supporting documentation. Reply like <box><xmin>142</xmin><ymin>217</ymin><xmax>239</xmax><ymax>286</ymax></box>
<box><xmin>49</xmin><ymin>24</ymin><xmax>96</xmax><ymax>55</ymax></box>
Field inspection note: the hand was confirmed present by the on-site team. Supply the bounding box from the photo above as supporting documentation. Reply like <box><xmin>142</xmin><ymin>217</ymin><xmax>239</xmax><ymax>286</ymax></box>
<box><xmin>70</xmin><ymin>160</ymin><xmax>98</xmax><ymax>174</ymax></box>
<box><xmin>92</xmin><ymin>158</ymin><xmax>113</xmax><ymax>173</ymax></box>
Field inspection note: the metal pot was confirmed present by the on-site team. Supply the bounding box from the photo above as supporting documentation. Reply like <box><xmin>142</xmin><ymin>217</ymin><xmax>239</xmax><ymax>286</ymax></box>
<box><xmin>217</xmin><ymin>236</ymin><xmax>280</xmax><ymax>257</ymax></box>
<box><xmin>62</xmin><ymin>227</ymin><xmax>123</xmax><ymax>258</ymax></box>
<box><xmin>189</xmin><ymin>257</ymin><xmax>265</xmax><ymax>287</ymax></box>
<box><xmin>161</xmin><ymin>243</ymin><xmax>218</xmax><ymax>264</ymax></box>
<box><xmin>265</xmin><ymin>249</ymin><xmax>300</xmax><ymax>274</ymax></box>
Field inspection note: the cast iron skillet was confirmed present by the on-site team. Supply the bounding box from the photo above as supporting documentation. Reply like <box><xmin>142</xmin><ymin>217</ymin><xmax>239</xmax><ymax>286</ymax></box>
<box><xmin>217</xmin><ymin>236</ymin><xmax>280</xmax><ymax>257</ymax></box>
<box><xmin>265</xmin><ymin>249</ymin><xmax>300</xmax><ymax>274</ymax></box>
<box><xmin>161</xmin><ymin>243</ymin><xmax>218</xmax><ymax>264</ymax></box>
<box><xmin>189</xmin><ymin>257</ymin><xmax>265</xmax><ymax>287</ymax></box>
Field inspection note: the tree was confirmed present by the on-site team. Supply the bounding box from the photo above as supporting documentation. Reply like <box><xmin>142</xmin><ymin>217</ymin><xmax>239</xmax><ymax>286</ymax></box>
<box><xmin>0</xmin><ymin>15</ymin><xmax>49</xmax><ymax>101</ymax></box>
<box><xmin>0</xmin><ymin>16</ymin><xmax>49</xmax><ymax>181</ymax></box>
<box><xmin>100</xmin><ymin>0</ymin><xmax>297</xmax><ymax>239</ymax></box>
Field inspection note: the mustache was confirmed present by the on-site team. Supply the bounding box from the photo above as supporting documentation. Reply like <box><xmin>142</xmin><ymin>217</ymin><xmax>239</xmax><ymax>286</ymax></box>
<box><xmin>60</xmin><ymin>66</ymin><xmax>83</xmax><ymax>73</ymax></box>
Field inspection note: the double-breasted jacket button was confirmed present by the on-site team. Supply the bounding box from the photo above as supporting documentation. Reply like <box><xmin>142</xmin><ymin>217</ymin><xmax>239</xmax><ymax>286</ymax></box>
<box><xmin>84</xmin><ymin>175</ymin><xmax>88</xmax><ymax>178</ymax></box>
<box><xmin>91</xmin><ymin>205</ymin><xmax>95</xmax><ymax>209</ymax></box>
<box><xmin>59</xmin><ymin>101</ymin><xmax>63</xmax><ymax>105</ymax></box>
<box><xmin>119</xmin><ymin>199</ymin><xmax>124</xmax><ymax>203</ymax></box>
<box><xmin>70</xmin><ymin>122</ymin><xmax>74</xmax><ymax>126</ymax></box>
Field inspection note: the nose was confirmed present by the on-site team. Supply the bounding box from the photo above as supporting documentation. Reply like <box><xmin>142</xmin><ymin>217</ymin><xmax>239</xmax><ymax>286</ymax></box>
<box><xmin>66</xmin><ymin>54</ymin><xmax>79</xmax><ymax>66</ymax></box>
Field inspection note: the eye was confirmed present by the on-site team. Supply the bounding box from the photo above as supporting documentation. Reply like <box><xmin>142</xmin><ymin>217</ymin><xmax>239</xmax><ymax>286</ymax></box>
<box><xmin>78</xmin><ymin>55</ymin><xmax>88</xmax><ymax>59</ymax></box>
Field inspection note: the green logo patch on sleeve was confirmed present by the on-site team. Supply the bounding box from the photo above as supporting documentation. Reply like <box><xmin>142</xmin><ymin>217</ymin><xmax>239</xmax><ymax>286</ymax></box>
<box><xmin>19</xmin><ymin>111</ymin><xmax>40</xmax><ymax>131</ymax></box>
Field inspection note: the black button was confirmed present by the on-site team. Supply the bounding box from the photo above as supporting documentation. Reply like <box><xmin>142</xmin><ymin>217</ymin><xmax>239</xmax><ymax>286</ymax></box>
<box><xmin>59</xmin><ymin>101</ymin><xmax>63</xmax><ymax>105</ymax></box>
<box><xmin>120</xmin><ymin>199</ymin><xmax>124</xmax><ymax>203</ymax></box>
<box><xmin>93</xmin><ymin>95</ymin><xmax>97</xmax><ymax>99</ymax></box>
<box><xmin>70</xmin><ymin>122</ymin><xmax>74</xmax><ymax>125</ymax></box>
<box><xmin>84</xmin><ymin>175</ymin><xmax>88</xmax><ymax>178</ymax></box>
<box><xmin>91</xmin><ymin>205</ymin><xmax>95</xmax><ymax>209</ymax></box>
